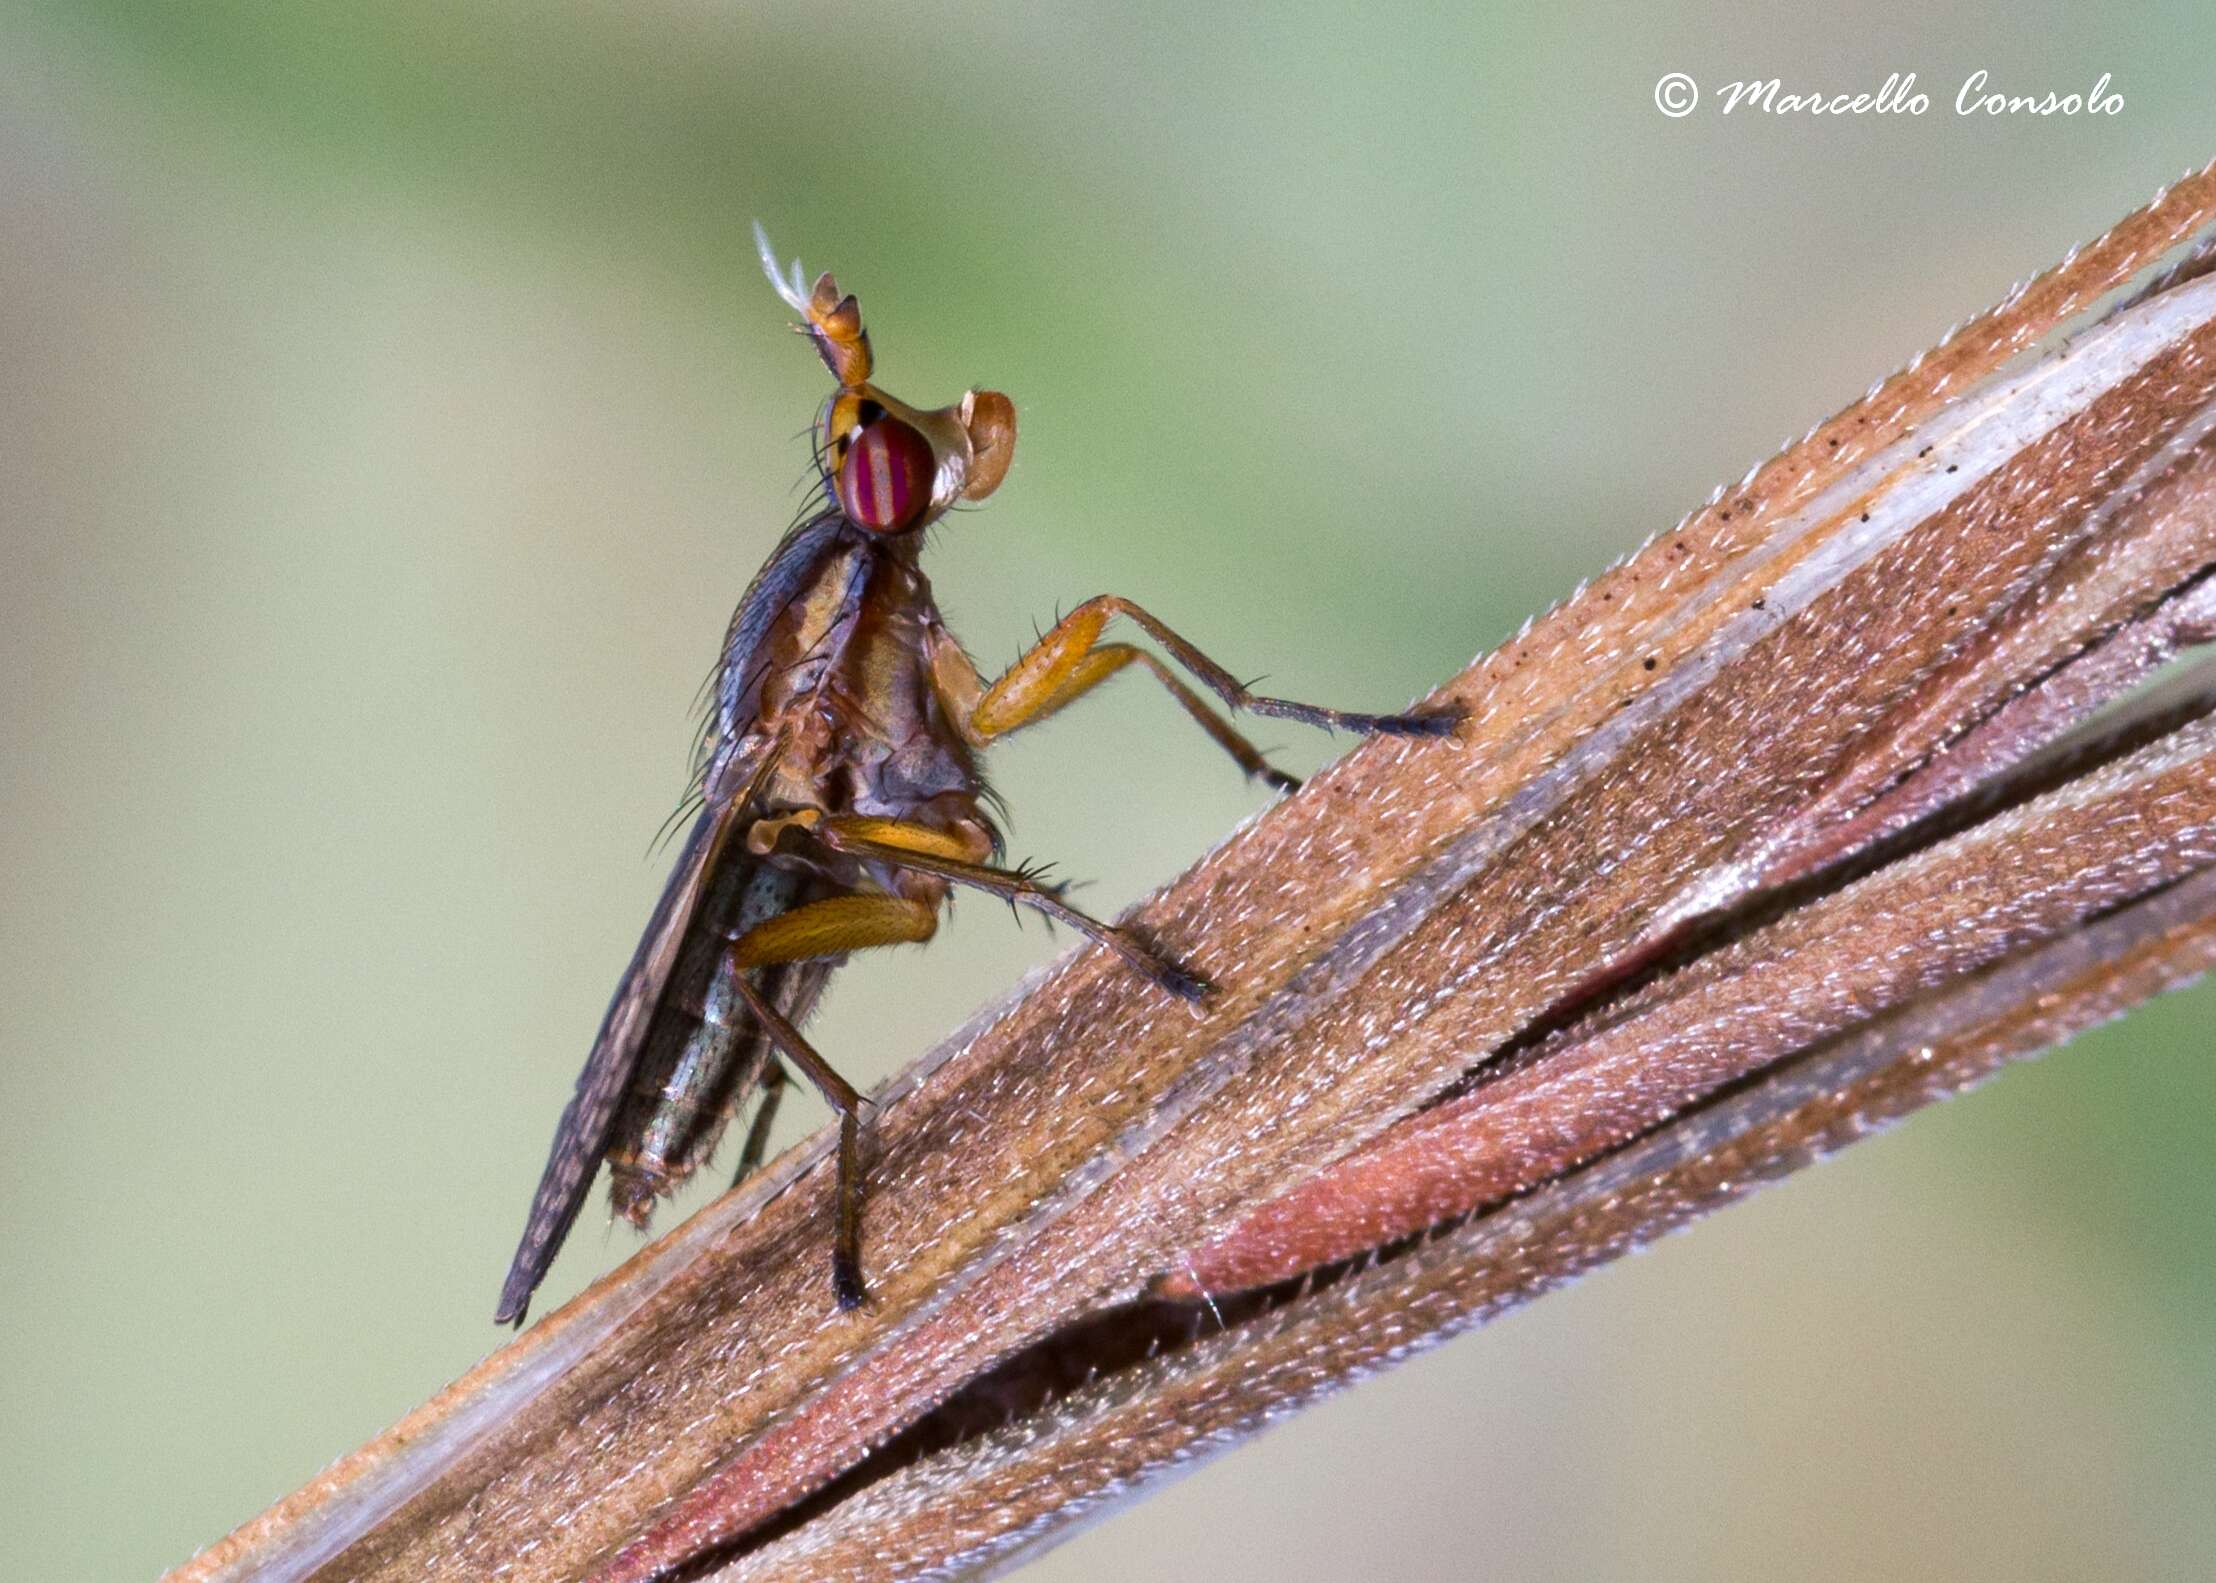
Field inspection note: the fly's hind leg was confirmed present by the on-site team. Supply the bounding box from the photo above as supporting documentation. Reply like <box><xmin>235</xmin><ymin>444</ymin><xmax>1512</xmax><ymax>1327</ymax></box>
<box><xmin>729</xmin><ymin>974</ymin><xmax>872</xmax><ymax>1309</ymax></box>
<box><xmin>728</xmin><ymin>890</ymin><xmax>941</xmax><ymax>1310</ymax></box>
<box><xmin>960</xmin><ymin>595</ymin><xmax>1463</xmax><ymax>746</ymax></box>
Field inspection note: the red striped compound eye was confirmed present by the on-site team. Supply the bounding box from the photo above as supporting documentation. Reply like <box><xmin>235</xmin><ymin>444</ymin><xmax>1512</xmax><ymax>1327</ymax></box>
<box><xmin>835</xmin><ymin>416</ymin><xmax>934</xmax><ymax>531</ymax></box>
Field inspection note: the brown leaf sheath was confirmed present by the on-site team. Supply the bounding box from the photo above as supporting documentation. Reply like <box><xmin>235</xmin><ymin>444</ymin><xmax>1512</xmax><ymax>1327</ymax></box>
<box><xmin>1754</xmin><ymin>432</ymin><xmax>2216</xmax><ymax>887</ymax></box>
<box><xmin>1164</xmin><ymin>692</ymin><xmax>2216</xmax><ymax>1297</ymax></box>
<box><xmin>167</xmin><ymin>161</ymin><xmax>2216</xmax><ymax>1583</ymax></box>
<box><xmin>1171</xmin><ymin>346</ymin><xmax>2216</xmax><ymax>1297</ymax></box>
<box><xmin>726</xmin><ymin>863</ymin><xmax>2216</xmax><ymax>1581</ymax></box>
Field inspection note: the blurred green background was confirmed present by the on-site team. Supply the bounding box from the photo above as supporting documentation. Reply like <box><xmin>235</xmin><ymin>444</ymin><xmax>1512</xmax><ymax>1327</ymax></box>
<box><xmin>4</xmin><ymin>3</ymin><xmax>2214</xmax><ymax>1579</ymax></box>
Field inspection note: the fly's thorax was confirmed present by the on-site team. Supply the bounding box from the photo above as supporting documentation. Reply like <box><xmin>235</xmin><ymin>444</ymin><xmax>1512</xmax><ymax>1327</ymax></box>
<box><xmin>738</xmin><ymin>537</ymin><xmax>873</xmax><ymax>779</ymax></box>
<box><xmin>856</xmin><ymin>730</ymin><xmax>980</xmax><ymax>810</ymax></box>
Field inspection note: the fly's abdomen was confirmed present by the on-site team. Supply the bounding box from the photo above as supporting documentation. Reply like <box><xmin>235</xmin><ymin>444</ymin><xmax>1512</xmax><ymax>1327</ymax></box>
<box><xmin>606</xmin><ymin>860</ymin><xmax>812</xmax><ymax>1225</ymax></box>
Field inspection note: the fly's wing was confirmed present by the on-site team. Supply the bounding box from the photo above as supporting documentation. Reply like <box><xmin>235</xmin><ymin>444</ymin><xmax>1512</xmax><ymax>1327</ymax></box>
<box><xmin>494</xmin><ymin>510</ymin><xmax>851</xmax><ymax>1327</ymax></box>
<box><xmin>494</xmin><ymin>803</ymin><xmax>733</xmax><ymax>1325</ymax></box>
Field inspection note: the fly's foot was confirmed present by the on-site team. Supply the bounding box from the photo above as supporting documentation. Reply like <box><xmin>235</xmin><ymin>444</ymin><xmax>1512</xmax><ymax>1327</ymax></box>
<box><xmin>1113</xmin><ymin>923</ymin><xmax>1214</xmax><ymax>1002</ymax></box>
<box><xmin>832</xmin><ymin>1250</ymin><xmax>867</xmax><ymax>1311</ymax></box>
<box><xmin>1153</xmin><ymin>958</ymin><xmax>1214</xmax><ymax>1002</ymax></box>
<box><xmin>1366</xmin><ymin>700</ymin><xmax>1465</xmax><ymax>737</ymax></box>
<box><xmin>1244</xmin><ymin>693</ymin><xmax>1466</xmax><ymax>738</ymax></box>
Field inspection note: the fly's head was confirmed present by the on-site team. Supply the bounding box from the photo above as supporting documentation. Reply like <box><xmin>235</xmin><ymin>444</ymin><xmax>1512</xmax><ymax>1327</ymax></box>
<box><xmin>755</xmin><ymin>224</ymin><xmax>1016</xmax><ymax>536</ymax></box>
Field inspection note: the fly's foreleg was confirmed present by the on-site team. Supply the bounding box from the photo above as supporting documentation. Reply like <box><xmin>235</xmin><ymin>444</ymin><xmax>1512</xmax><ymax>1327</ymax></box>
<box><xmin>967</xmin><ymin>595</ymin><xmax>1462</xmax><ymax>745</ymax></box>
<box><xmin>799</xmin><ymin>814</ymin><xmax>1212</xmax><ymax>1001</ymax></box>
<box><xmin>943</xmin><ymin>630</ymin><xmax>1299</xmax><ymax>790</ymax></box>
<box><xmin>728</xmin><ymin>890</ymin><xmax>941</xmax><ymax>1310</ymax></box>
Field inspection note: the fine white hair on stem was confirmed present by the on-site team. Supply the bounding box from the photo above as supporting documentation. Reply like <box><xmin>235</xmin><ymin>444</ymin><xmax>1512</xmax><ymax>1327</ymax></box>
<box><xmin>752</xmin><ymin>221</ymin><xmax>812</xmax><ymax>315</ymax></box>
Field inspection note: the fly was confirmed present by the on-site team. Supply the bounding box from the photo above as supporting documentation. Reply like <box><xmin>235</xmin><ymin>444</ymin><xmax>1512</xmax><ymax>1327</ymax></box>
<box><xmin>493</xmin><ymin>228</ymin><xmax>1459</xmax><ymax>1326</ymax></box>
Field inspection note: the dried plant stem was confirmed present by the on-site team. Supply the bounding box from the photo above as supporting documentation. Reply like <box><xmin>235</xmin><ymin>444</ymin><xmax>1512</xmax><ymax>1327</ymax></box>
<box><xmin>171</xmin><ymin>160</ymin><xmax>2216</xmax><ymax>1583</ymax></box>
<box><xmin>732</xmin><ymin>861</ymin><xmax>2216</xmax><ymax>1580</ymax></box>
<box><xmin>1168</xmin><ymin>695</ymin><xmax>2216</xmax><ymax>1296</ymax></box>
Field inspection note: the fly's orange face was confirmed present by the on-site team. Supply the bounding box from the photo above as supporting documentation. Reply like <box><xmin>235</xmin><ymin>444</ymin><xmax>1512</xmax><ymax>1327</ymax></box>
<box><xmin>756</xmin><ymin>225</ymin><xmax>1017</xmax><ymax>534</ymax></box>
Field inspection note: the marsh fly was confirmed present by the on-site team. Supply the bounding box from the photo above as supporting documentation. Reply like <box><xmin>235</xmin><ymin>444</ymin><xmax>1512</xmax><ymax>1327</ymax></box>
<box><xmin>493</xmin><ymin>229</ymin><xmax>1459</xmax><ymax>1325</ymax></box>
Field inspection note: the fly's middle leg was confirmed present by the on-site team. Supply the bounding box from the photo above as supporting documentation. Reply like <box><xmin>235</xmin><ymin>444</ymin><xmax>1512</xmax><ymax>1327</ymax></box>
<box><xmin>799</xmin><ymin>815</ymin><xmax>1212</xmax><ymax>1001</ymax></box>
<box><xmin>730</xmin><ymin>891</ymin><xmax>939</xmax><ymax>967</ymax></box>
